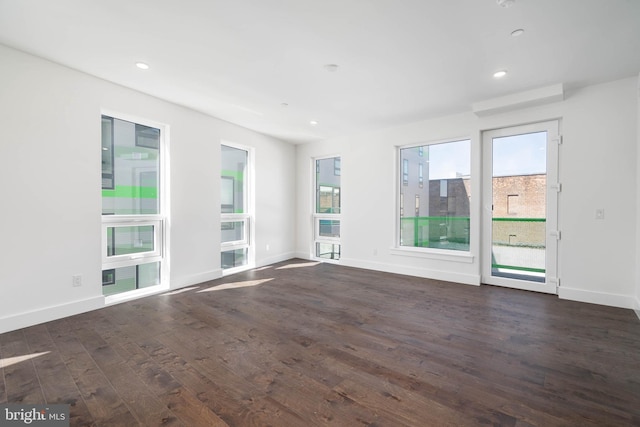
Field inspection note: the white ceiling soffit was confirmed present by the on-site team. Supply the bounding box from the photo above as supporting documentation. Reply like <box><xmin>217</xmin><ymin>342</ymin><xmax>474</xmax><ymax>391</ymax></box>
<box><xmin>0</xmin><ymin>0</ymin><xmax>639</xmax><ymax>144</ymax></box>
<box><xmin>472</xmin><ymin>83</ymin><xmax>564</xmax><ymax>117</ymax></box>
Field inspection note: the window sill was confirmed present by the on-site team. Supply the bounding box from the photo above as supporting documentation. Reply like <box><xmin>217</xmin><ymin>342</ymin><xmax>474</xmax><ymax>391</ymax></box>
<box><xmin>390</xmin><ymin>247</ymin><xmax>474</xmax><ymax>263</ymax></box>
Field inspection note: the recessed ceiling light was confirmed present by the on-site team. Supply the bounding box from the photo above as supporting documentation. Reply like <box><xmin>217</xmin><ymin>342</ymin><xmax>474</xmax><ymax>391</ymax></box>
<box><xmin>511</xmin><ymin>28</ymin><xmax>525</xmax><ymax>37</ymax></box>
<box><xmin>310</xmin><ymin>120</ymin><xmax>319</xmax><ymax>126</ymax></box>
<box><xmin>135</xmin><ymin>62</ymin><xmax>150</xmax><ymax>70</ymax></box>
<box><xmin>324</xmin><ymin>64</ymin><xmax>339</xmax><ymax>72</ymax></box>
<box><xmin>493</xmin><ymin>70</ymin><xmax>508</xmax><ymax>79</ymax></box>
<box><xmin>281</xmin><ymin>103</ymin><xmax>289</xmax><ymax>107</ymax></box>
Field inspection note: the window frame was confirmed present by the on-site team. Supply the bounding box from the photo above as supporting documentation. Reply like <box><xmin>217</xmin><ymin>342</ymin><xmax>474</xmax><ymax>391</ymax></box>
<box><xmin>220</xmin><ymin>141</ymin><xmax>255</xmax><ymax>275</ymax></box>
<box><xmin>394</xmin><ymin>138</ymin><xmax>473</xmax><ymax>262</ymax></box>
<box><xmin>101</xmin><ymin>216</ymin><xmax>163</xmax><ymax>268</ymax></box>
<box><xmin>313</xmin><ymin>155</ymin><xmax>342</xmax><ymax>262</ymax></box>
<box><xmin>100</xmin><ymin>111</ymin><xmax>169</xmax><ymax>299</ymax></box>
<box><xmin>221</xmin><ymin>216</ymin><xmax>250</xmax><ymax>248</ymax></box>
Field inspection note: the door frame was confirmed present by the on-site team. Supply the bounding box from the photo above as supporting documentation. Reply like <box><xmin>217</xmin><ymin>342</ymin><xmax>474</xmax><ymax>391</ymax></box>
<box><xmin>481</xmin><ymin>120</ymin><xmax>560</xmax><ymax>294</ymax></box>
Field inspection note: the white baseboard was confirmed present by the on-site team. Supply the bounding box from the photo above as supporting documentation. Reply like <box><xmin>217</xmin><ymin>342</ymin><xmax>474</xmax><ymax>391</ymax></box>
<box><xmin>256</xmin><ymin>252</ymin><xmax>297</xmax><ymax>268</ymax></box>
<box><xmin>558</xmin><ymin>287</ymin><xmax>635</xmax><ymax>310</ymax></box>
<box><xmin>339</xmin><ymin>257</ymin><xmax>481</xmax><ymax>286</ymax></box>
<box><xmin>293</xmin><ymin>251</ymin><xmax>313</xmax><ymax>261</ymax></box>
<box><xmin>0</xmin><ymin>296</ymin><xmax>104</xmax><ymax>335</ymax></box>
<box><xmin>171</xmin><ymin>269</ymin><xmax>223</xmax><ymax>289</ymax></box>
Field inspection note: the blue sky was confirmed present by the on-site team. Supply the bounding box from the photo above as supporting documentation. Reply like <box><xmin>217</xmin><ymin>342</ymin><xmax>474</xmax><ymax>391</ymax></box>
<box><xmin>428</xmin><ymin>139</ymin><xmax>470</xmax><ymax>180</ymax></box>
<box><xmin>427</xmin><ymin>132</ymin><xmax>546</xmax><ymax>179</ymax></box>
<box><xmin>492</xmin><ymin>132</ymin><xmax>546</xmax><ymax>177</ymax></box>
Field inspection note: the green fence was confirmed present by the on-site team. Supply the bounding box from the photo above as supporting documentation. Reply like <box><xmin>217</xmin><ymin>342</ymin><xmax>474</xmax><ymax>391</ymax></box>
<box><xmin>400</xmin><ymin>216</ymin><xmax>546</xmax><ymax>274</ymax></box>
<box><xmin>400</xmin><ymin>216</ymin><xmax>470</xmax><ymax>251</ymax></box>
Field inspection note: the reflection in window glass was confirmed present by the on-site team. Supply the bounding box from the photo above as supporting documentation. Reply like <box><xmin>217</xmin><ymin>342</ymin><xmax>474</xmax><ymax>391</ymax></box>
<box><xmin>106</xmin><ymin>225</ymin><xmax>155</xmax><ymax>256</ymax></box>
<box><xmin>221</xmin><ymin>221</ymin><xmax>246</xmax><ymax>244</ymax></box>
<box><xmin>316</xmin><ymin>243</ymin><xmax>340</xmax><ymax>260</ymax></box>
<box><xmin>101</xmin><ymin>117</ymin><xmax>160</xmax><ymax>215</ymax></box>
<box><xmin>316</xmin><ymin>158</ymin><xmax>341</xmax><ymax>214</ymax></box>
<box><xmin>315</xmin><ymin>157</ymin><xmax>341</xmax><ymax>260</ymax></box>
<box><xmin>101</xmin><ymin>117</ymin><xmax>114</xmax><ymax>189</ymax></box>
<box><xmin>221</xmin><ymin>248</ymin><xmax>248</xmax><ymax>269</ymax></box>
<box><xmin>221</xmin><ymin>146</ymin><xmax>247</xmax><ymax>214</ymax></box>
<box><xmin>102</xmin><ymin>262</ymin><xmax>160</xmax><ymax>296</ymax></box>
<box><xmin>220</xmin><ymin>144</ymin><xmax>252</xmax><ymax>272</ymax></box>
<box><xmin>399</xmin><ymin>140</ymin><xmax>470</xmax><ymax>251</ymax></box>
<box><xmin>319</xmin><ymin>220</ymin><xmax>340</xmax><ymax>238</ymax></box>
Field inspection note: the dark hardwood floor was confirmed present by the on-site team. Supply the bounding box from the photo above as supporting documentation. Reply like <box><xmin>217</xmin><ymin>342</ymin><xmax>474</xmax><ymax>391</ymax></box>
<box><xmin>1</xmin><ymin>259</ymin><xmax>639</xmax><ymax>426</ymax></box>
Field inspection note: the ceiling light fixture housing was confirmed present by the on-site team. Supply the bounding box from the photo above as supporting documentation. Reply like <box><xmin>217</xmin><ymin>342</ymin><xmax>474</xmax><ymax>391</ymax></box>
<box><xmin>135</xmin><ymin>62</ymin><xmax>150</xmax><ymax>70</ymax></box>
<box><xmin>310</xmin><ymin>120</ymin><xmax>319</xmax><ymax>126</ymax></box>
<box><xmin>493</xmin><ymin>70</ymin><xmax>508</xmax><ymax>79</ymax></box>
<box><xmin>496</xmin><ymin>0</ymin><xmax>515</xmax><ymax>7</ymax></box>
<box><xmin>511</xmin><ymin>28</ymin><xmax>525</xmax><ymax>37</ymax></box>
<box><xmin>324</xmin><ymin>64</ymin><xmax>339</xmax><ymax>72</ymax></box>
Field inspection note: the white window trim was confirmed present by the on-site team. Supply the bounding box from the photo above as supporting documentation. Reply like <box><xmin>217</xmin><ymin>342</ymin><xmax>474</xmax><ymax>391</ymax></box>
<box><xmin>101</xmin><ymin>217</ymin><xmax>163</xmax><ymax>268</ymax></box>
<box><xmin>221</xmin><ymin>215</ymin><xmax>250</xmax><ymax>248</ymax></box>
<box><xmin>314</xmin><ymin>214</ymin><xmax>342</xmax><ymax>243</ymax></box>
<box><xmin>390</xmin><ymin>246</ymin><xmax>474</xmax><ymax>263</ymax></box>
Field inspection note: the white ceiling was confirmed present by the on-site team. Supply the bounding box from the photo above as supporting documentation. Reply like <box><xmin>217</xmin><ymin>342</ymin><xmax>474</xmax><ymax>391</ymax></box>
<box><xmin>1</xmin><ymin>0</ymin><xmax>639</xmax><ymax>144</ymax></box>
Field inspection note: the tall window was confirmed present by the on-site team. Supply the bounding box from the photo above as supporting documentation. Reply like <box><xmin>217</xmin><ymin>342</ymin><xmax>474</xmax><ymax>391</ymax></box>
<box><xmin>314</xmin><ymin>156</ymin><xmax>341</xmax><ymax>260</ymax></box>
<box><xmin>221</xmin><ymin>144</ymin><xmax>252</xmax><ymax>272</ymax></box>
<box><xmin>101</xmin><ymin>115</ymin><xmax>164</xmax><ymax>296</ymax></box>
<box><xmin>398</xmin><ymin>139</ymin><xmax>470</xmax><ymax>252</ymax></box>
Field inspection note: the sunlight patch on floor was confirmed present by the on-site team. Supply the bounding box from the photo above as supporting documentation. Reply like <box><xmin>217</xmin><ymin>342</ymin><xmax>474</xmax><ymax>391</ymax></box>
<box><xmin>276</xmin><ymin>262</ymin><xmax>320</xmax><ymax>270</ymax></box>
<box><xmin>161</xmin><ymin>286</ymin><xmax>200</xmax><ymax>296</ymax></box>
<box><xmin>0</xmin><ymin>351</ymin><xmax>50</xmax><ymax>369</ymax></box>
<box><xmin>198</xmin><ymin>278</ymin><xmax>274</xmax><ymax>292</ymax></box>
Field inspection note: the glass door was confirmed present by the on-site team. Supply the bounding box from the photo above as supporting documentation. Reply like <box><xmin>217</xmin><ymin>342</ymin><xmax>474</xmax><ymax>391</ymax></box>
<box><xmin>482</xmin><ymin>121</ymin><xmax>559</xmax><ymax>293</ymax></box>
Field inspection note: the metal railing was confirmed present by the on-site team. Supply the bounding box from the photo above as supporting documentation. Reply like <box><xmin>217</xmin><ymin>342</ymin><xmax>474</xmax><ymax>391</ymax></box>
<box><xmin>400</xmin><ymin>216</ymin><xmax>470</xmax><ymax>251</ymax></box>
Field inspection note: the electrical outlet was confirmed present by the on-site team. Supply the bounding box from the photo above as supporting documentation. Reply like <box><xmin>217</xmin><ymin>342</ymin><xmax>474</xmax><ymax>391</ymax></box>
<box><xmin>72</xmin><ymin>275</ymin><xmax>82</xmax><ymax>287</ymax></box>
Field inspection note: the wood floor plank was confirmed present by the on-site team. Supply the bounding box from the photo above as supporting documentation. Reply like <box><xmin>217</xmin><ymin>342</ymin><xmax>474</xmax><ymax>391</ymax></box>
<box><xmin>21</xmin><ymin>324</ymin><xmax>95</xmax><ymax>426</ymax></box>
<box><xmin>101</xmin><ymin>359</ymin><xmax>184</xmax><ymax>426</ymax></box>
<box><xmin>0</xmin><ymin>337</ymin><xmax>7</xmax><ymax>404</ymax></box>
<box><xmin>0</xmin><ymin>330</ymin><xmax>45</xmax><ymax>404</ymax></box>
<box><xmin>162</xmin><ymin>386</ymin><xmax>228</xmax><ymax>427</ymax></box>
<box><xmin>1</xmin><ymin>259</ymin><xmax>639</xmax><ymax>426</ymax></box>
<box><xmin>46</xmin><ymin>319</ymin><xmax>135</xmax><ymax>423</ymax></box>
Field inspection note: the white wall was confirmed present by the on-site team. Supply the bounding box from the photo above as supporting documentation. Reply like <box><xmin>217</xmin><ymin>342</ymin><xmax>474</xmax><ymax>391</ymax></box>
<box><xmin>297</xmin><ymin>76</ymin><xmax>639</xmax><ymax>309</ymax></box>
<box><xmin>0</xmin><ymin>44</ymin><xmax>296</xmax><ymax>333</ymax></box>
<box><xmin>636</xmin><ymin>72</ymin><xmax>640</xmax><ymax>318</ymax></box>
